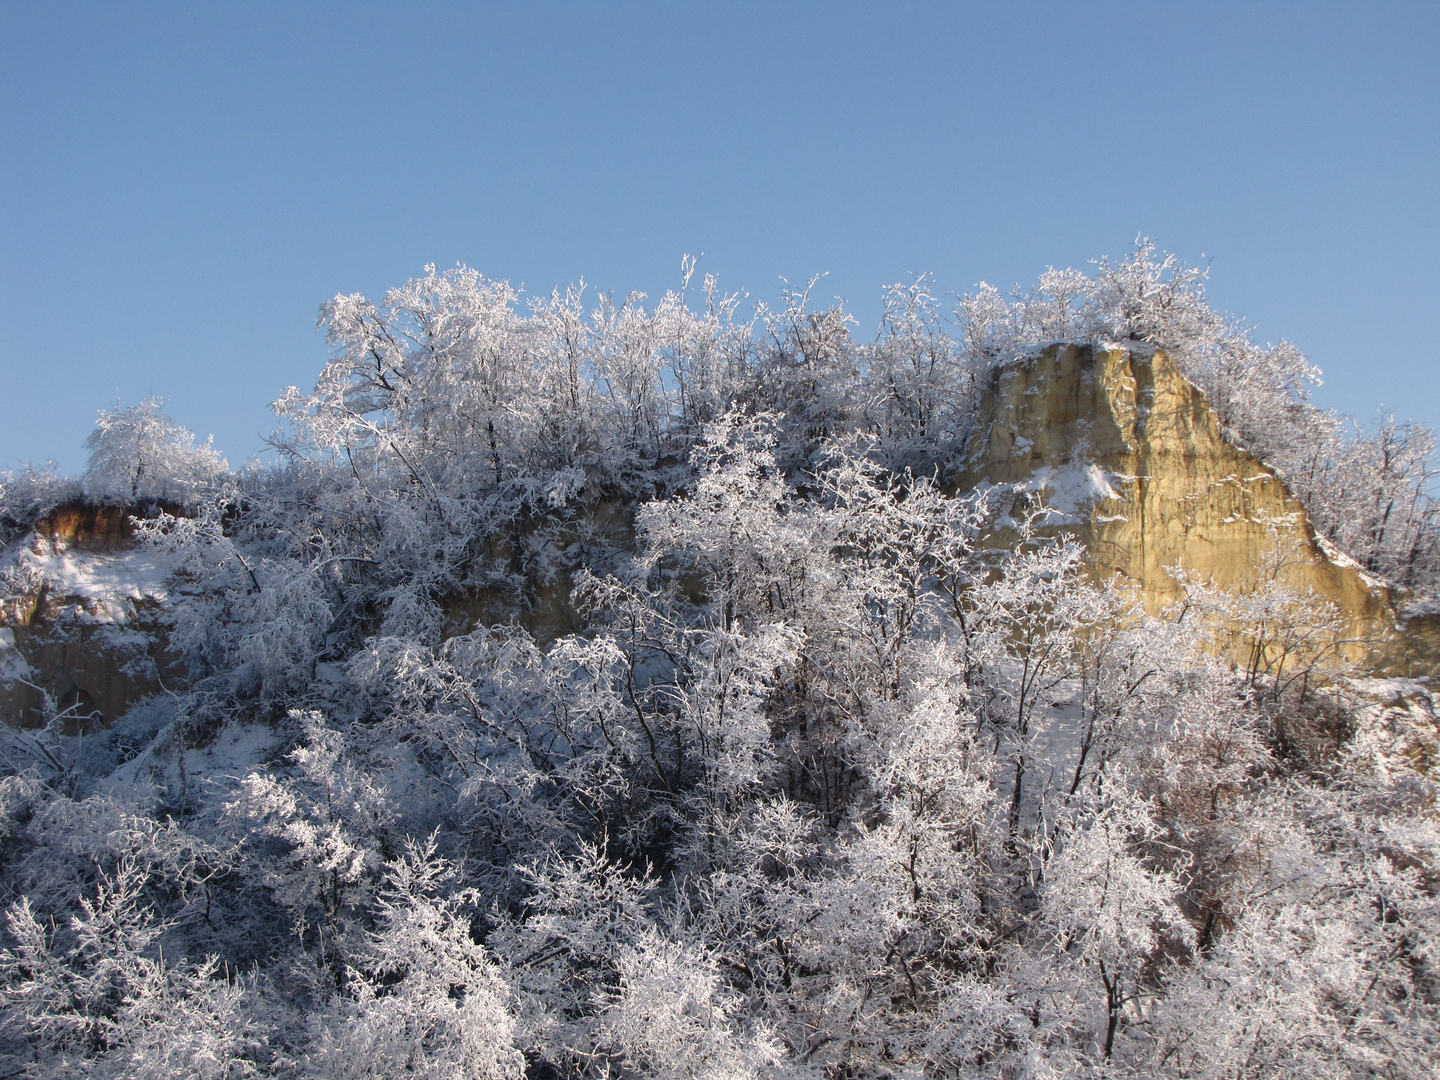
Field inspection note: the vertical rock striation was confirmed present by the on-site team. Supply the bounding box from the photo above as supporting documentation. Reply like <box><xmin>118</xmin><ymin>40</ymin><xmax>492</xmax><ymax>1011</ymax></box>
<box><xmin>954</xmin><ymin>343</ymin><xmax>1399</xmax><ymax>659</ymax></box>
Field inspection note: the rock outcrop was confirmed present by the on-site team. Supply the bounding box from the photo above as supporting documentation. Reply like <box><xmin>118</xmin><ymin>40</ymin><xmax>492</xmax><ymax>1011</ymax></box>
<box><xmin>953</xmin><ymin>343</ymin><xmax>1406</xmax><ymax>666</ymax></box>
<box><xmin>0</xmin><ymin>500</ymin><xmax>176</xmax><ymax>730</ymax></box>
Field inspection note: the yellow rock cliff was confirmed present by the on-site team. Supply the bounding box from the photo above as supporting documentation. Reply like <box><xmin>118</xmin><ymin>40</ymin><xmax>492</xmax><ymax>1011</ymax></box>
<box><xmin>954</xmin><ymin>343</ymin><xmax>1401</xmax><ymax>663</ymax></box>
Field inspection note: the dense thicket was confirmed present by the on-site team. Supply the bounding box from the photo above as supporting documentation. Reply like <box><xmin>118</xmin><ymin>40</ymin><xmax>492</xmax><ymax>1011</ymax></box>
<box><xmin>0</xmin><ymin>247</ymin><xmax>1436</xmax><ymax>1078</ymax></box>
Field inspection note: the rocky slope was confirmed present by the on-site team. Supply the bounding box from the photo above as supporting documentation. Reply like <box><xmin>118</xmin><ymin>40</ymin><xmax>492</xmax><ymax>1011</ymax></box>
<box><xmin>952</xmin><ymin>343</ymin><xmax>1418</xmax><ymax>669</ymax></box>
<box><xmin>0</xmin><ymin>500</ymin><xmax>175</xmax><ymax>730</ymax></box>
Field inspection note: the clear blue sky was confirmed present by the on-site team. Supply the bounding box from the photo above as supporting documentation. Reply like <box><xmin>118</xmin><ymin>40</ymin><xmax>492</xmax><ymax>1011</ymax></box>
<box><xmin>3</xmin><ymin>2</ymin><xmax>1437</xmax><ymax>474</ymax></box>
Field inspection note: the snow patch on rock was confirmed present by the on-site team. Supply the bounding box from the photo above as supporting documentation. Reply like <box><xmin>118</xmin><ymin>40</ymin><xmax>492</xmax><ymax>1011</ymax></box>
<box><xmin>2</xmin><ymin>539</ymin><xmax>173</xmax><ymax>623</ymax></box>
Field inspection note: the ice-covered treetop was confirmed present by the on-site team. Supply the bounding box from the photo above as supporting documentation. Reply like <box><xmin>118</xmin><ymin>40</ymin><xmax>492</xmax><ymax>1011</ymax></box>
<box><xmin>82</xmin><ymin>397</ymin><xmax>228</xmax><ymax>508</ymax></box>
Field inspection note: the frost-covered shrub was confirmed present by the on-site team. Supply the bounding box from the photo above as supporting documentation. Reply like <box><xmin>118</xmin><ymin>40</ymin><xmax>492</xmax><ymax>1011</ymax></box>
<box><xmin>82</xmin><ymin>397</ymin><xmax>228</xmax><ymax>508</ymax></box>
<box><xmin>0</xmin><ymin>464</ymin><xmax>81</xmax><ymax>542</ymax></box>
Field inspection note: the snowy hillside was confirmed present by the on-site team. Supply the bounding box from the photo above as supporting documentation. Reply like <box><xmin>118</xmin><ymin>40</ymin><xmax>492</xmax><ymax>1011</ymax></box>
<box><xmin>0</xmin><ymin>247</ymin><xmax>1436</xmax><ymax>1079</ymax></box>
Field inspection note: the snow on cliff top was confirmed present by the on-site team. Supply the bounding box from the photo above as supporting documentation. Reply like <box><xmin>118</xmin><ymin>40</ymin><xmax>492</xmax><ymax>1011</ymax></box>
<box><xmin>1</xmin><ymin>537</ymin><xmax>173</xmax><ymax>623</ymax></box>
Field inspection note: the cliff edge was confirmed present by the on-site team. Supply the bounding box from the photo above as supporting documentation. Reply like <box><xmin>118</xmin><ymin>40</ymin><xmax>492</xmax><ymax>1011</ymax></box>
<box><xmin>954</xmin><ymin>343</ymin><xmax>1413</xmax><ymax>669</ymax></box>
<box><xmin>0</xmin><ymin>499</ymin><xmax>176</xmax><ymax>729</ymax></box>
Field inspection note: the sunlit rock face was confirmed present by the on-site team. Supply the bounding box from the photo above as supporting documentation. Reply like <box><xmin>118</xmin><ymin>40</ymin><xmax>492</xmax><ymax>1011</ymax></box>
<box><xmin>30</xmin><ymin>500</ymin><xmax>143</xmax><ymax>552</ymax></box>
<box><xmin>0</xmin><ymin>500</ymin><xmax>176</xmax><ymax>730</ymax></box>
<box><xmin>954</xmin><ymin>343</ymin><xmax>1402</xmax><ymax>663</ymax></box>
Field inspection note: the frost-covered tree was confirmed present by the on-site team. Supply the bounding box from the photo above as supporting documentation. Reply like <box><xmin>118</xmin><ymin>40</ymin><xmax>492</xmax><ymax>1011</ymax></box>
<box><xmin>305</xmin><ymin>835</ymin><xmax>523</xmax><ymax>1080</ymax></box>
<box><xmin>82</xmin><ymin>398</ymin><xmax>227</xmax><ymax>506</ymax></box>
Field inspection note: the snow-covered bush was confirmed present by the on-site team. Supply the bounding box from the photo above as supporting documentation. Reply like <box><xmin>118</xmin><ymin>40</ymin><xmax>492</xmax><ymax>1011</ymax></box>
<box><xmin>82</xmin><ymin>397</ymin><xmax>228</xmax><ymax>507</ymax></box>
<box><xmin>0</xmin><ymin>465</ymin><xmax>82</xmax><ymax>542</ymax></box>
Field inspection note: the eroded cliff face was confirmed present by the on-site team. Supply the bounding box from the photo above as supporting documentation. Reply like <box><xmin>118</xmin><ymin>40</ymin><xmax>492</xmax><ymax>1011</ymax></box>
<box><xmin>0</xmin><ymin>500</ymin><xmax>175</xmax><ymax>730</ymax></box>
<box><xmin>953</xmin><ymin>343</ymin><xmax>1402</xmax><ymax>664</ymax></box>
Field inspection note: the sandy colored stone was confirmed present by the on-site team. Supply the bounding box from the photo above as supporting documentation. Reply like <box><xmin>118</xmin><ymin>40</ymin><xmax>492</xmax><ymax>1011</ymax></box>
<box><xmin>954</xmin><ymin>343</ymin><xmax>1401</xmax><ymax>663</ymax></box>
<box><xmin>0</xmin><ymin>500</ymin><xmax>180</xmax><ymax>730</ymax></box>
